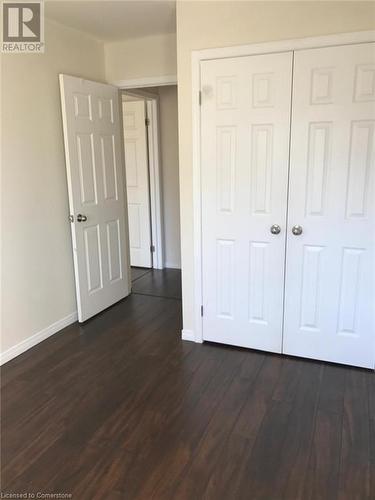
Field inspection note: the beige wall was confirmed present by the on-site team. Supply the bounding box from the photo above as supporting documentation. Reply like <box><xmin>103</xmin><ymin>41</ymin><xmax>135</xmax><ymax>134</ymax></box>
<box><xmin>1</xmin><ymin>19</ymin><xmax>105</xmax><ymax>353</ymax></box>
<box><xmin>105</xmin><ymin>33</ymin><xmax>177</xmax><ymax>84</ymax></box>
<box><xmin>176</xmin><ymin>1</ymin><xmax>375</xmax><ymax>335</ymax></box>
<box><xmin>157</xmin><ymin>85</ymin><xmax>181</xmax><ymax>268</ymax></box>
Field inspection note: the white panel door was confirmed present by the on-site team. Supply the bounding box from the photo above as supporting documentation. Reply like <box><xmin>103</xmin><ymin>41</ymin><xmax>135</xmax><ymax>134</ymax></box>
<box><xmin>201</xmin><ymin>52</ymin><xmax>293</xmax><ymax>352</ymax></box>
<box><xmin>123</xmin><ymin>100</ymin><xmax>152</xmax><ymax>268</ymax></box>
<box><xmin>283</xmin><ymin>43</ymin><xmax>375</xmax><ymax>368</ymax></box>
<box><xmin>60</xmin><ymin>75</ymin><xmax>130</xmax><ymax>322</ymax></box>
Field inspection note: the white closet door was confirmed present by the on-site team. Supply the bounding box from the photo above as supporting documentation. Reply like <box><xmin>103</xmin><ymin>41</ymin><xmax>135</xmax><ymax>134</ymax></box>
<box><xmin>201</xmin><ymin>52</ymin><xmax>293</xmax><ymax>352</ymax></box>
<box><xmin>123</xmin><ymin>100</ymin><xmax>152</xmax><ymax>268</ymax></box>
<box><xmin>284</xmin><ymin>43</ymin><xmax>375</xmax><ymax>368</ymax></box>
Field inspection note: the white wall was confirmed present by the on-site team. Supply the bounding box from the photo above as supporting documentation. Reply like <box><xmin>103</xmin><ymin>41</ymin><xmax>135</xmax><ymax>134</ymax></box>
<box><xmin>105</xmin><ymin>33</ymin><xmax>177</xmax><ymax>84</ymax></box>
<box><xmin>157</xmin><ymin>85</ymin><xmax>181</xmax><ymax>269</ymax></box>
<box><xmin>1</xmin><ymin>19</ymin><xmax>105</xmax><ymax>356</ymax></box>
<box><xmin>176</xmin><ymin>0</ymin><xmax>375</xmax><ymax>337</ymax></box>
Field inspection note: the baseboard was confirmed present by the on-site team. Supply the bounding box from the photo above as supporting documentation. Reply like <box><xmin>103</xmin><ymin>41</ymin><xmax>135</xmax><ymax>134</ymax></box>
<box><xmin>0</xmin><ymin>311</ymin><xmax>78</xmax><ymax>365</ymax></box>
<box><xmin>181</xmin><ymin>329</ymin><xmax>195</xmax><ymax>342</ymax></box>
<box><xmin>164</xmin><ymin>262</ymin><xmax>181</xmax><ymax>270</ymax></box>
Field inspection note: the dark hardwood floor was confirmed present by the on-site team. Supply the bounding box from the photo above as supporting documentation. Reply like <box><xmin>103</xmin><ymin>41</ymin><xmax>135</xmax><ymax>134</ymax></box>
<box><xmin>131</xmin><ymin>267</ymin><xmax>182</xmax><ymax>300</ymax></box>
<box><xmin>130</xmin><ymin>266</ymin><xmax>151</xmax><ymax>282</ymax></box>
<box><xmin>1</xmin><ymin>269</ymin><xmax>374</xmax><ymax>499</ymax></box>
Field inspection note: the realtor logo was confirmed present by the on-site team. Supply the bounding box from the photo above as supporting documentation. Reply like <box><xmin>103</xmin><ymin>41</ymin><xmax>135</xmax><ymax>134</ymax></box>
<box><xmin>2</xmin><ymin>1</ymin><xmax>44</xmax><ymax>52</ymax></box>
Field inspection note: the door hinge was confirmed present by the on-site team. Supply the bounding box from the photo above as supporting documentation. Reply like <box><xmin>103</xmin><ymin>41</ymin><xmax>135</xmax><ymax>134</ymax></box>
<box><xmin>150</xmin><ymin>245</ymin><xmax>155</xmax><ymax>252</ymax></box>
<box><xmin>145</xmin><ymin>117</ymin><xmax>150</xmax><ymax>126</ymax></box>
<box><xmin>201</xmin><ymin>305</ymin><xmax>204</xmax><ymax>317</ymax></box>
<box><xmin>199</xmin><ymin>90</ymin><xmax>202</xmax><ymax>106</ymax></box>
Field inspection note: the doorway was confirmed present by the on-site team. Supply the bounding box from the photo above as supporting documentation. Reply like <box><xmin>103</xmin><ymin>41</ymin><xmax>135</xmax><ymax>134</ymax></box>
<box><xmin>121</xmin><ymin>85</ymin><xmax>181</xmax><ymax>283</ymax></box>
<box><xmin>59</xmin><ymin>76</ymin><xmax>181</xmax><ymax>323</ymax></box>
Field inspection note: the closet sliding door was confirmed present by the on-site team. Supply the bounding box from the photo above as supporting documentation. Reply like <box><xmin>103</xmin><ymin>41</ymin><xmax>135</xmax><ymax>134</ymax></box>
<box><xmin>200</xmin><ymin>52</ymin><xmax>293</xmax><ymax>352</ymax></box>
<box><xmin>283</xmin><ymin>43</ymin><xmax>375</xmax><ymax>368</ymax></box>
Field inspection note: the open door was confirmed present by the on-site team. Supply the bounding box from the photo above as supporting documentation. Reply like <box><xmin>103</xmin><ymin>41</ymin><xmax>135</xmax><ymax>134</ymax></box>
<box><xmin>59</xmin><ymin>74</ymin><xmax>130</xmax><ymax>322</ymax></box>
<box><xmin>122</xmin><ymin>99</ymin><xmax>153</xmax><ymax>268</ymax></box>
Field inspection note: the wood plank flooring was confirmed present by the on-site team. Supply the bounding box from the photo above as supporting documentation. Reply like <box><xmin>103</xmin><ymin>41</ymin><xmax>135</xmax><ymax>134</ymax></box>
<box><xmin>130</xmin><ymin>267</ymin><xmax>151</xmax><ymax>282</ymax></box>
<box><xmin>131</xmin><ymin>267</ymin><xmax>182</xmax><ymax>300</ymax></box>
<box><xmin>1</xmin><ymin>269</ymin><xmax>374</xmax><ymax>499</ymax></box>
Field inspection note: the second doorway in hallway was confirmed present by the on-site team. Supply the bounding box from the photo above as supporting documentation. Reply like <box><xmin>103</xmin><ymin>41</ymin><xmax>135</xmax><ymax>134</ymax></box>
<box><xmin>122</xmin><ymin>85</ymin><xmax>181</xmax><ymax>272</ymax></box>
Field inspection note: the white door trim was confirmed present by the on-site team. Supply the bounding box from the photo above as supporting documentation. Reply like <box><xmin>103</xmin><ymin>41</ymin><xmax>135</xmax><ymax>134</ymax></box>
<box><xmin>114</xmin><ymin>75</ymin><xmax>177</xmax><ymax>89</ymax></box>
<box><xmin>146</xmin><ymin>98</ymin><xmax>164</xmax><ymax>269</ymax></box>
<box><xmin>122</xmin><ymin>91</ymin><xmax>164</xmax><ymax>269</ymax></box>
<box><xmin>190</xmin><ymin>30</ymin><xmax>375</xmax><ymax>344</ymax></box>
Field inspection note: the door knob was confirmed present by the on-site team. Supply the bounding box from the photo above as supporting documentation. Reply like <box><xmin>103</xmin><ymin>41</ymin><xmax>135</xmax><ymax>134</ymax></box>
<box><xmin>292</xmin><ymin>225</ymin><xmax>303</xmax><ymax>235</ymax></box>
<box><xmin>76</xmin><ymin>214</ymin><xmax>87</xmax><ymax>222</ymax></box>
<box><xmin>270</xmin><ymin>224</ymin><xmax>281</xmax><ymax>235</ymax></box>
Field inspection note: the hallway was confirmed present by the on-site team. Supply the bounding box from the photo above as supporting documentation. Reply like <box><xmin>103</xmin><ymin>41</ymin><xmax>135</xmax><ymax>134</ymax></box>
<box><xmin>1</xmin><ymin>270</ymin><xmax>374</xmax><ymax>499</ymax></box>
<box><xmin>131</xmin><ymin>267</ymin><xmax>182</xmax><ymax>300</ymax></box>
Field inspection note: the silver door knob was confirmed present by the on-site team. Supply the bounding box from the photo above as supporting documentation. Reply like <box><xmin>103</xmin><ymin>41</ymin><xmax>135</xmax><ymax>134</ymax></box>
<box><xmin>292</xmin><ymin>225</ymin><xmax>303</xmax><ymax>235</ymax></box>
<box><xmin>76</xmin><ymin>214</ymin><xmax>87</xmax><ymax>222</ymax></box>
<box><xmin>270</xmin><ymin>224</ymin><xmax>281</xmax><ymax>235</ymax></box>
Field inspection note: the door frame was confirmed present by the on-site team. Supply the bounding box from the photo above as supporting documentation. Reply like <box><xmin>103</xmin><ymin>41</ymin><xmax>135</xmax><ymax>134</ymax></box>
<box><xmin>122</xmin><ymin>90</ymin><xmax>164</xmax><ymax>269</ymax></box>
<box><xmin>190</xmin><ymin>30</ymin><xmax>375</xmax><ymax>344</ymax></box>
<box><xmin>113</xmin><ymin>74</ymin><xmax>177</xmax><ymax>89</ymax></box>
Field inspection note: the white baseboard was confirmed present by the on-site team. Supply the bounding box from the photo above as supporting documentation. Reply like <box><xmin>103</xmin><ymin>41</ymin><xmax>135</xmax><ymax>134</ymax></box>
<box><xmin>181</xmin><ymin>329</ymin><xmax>195</xmax><ymax>342</ymax></box>
<box><xmin>164</xmin><ymin>262</ymin><xmax>181</xmax><ymax>270</ymax></box>
<box><xmin>0</xmin><ymin>311</ymin><xmax>78</xmax><ymax>365</ymax></box>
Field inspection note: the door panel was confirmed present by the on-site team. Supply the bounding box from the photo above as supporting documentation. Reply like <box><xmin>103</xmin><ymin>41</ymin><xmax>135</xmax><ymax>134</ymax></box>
<box><xmin>201</xmin><ymin>52</ymin><xmax>293</xmax><ymax>352</ymax></box>
<box><xmin>59</xmin><ymin>75</ymin><xmax>130</xmax><ymax>322</ymax></box>
<box><xmin>123</xmin><ymin>100</ymin><xmax>152</xmax><ymax>268</ymax></box>
<box><xmin>283</xmin><ymin>43</ymin><xmax>375</xmax><ymax>368</ymax></box>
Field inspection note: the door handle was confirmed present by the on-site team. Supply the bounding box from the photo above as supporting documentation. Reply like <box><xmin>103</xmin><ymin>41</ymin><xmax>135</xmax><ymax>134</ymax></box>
<box><xmin>292</xmin><ymin>225</ymin><xmax>303</xmax><ymax>235</ymax></box>
<box><xmin>76</xmin><ymin>214</ymin><xmax>87</xmax><ymax>222</ymax></box>
<box><xmin>270</xmin><ymin>224</ymin><xmax>281</xmax><ymax>235</ymax></box>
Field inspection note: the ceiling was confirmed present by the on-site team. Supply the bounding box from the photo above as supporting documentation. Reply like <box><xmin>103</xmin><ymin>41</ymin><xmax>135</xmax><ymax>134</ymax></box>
<box><xmin>45</xmin><ymin>1</ymin><xmax>176</xmax><ymax>42</ymax></box>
